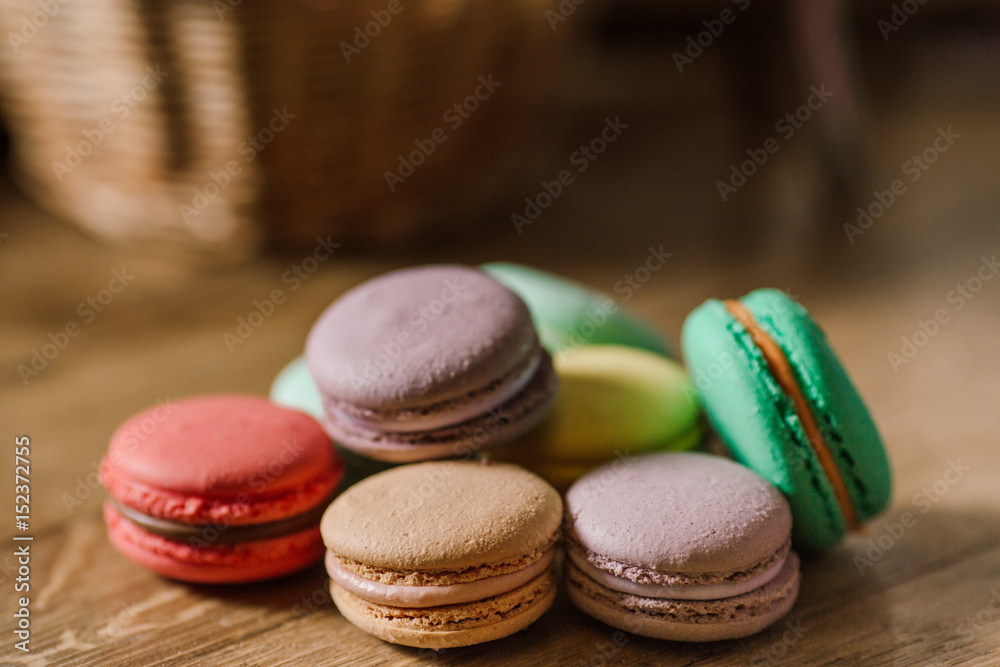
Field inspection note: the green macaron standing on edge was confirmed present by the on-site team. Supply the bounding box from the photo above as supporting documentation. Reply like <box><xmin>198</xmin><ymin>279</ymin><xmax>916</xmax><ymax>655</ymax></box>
<box><xmin>482</xmin><ymin>262</ymin><xmax>672</xmax><ymax>358</ymax></box>
<box><xmin>681</xmin><ymin>288</ymin><xmax>892</xmax><ymax>551</ymax></box>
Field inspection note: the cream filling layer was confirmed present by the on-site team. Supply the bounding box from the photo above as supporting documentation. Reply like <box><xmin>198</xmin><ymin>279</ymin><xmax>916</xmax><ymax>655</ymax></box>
<box><xmin>327</xmin><ymin>547</ymin><xmax>555</xmax><ymax>608</ymax></box>
<box><xmin>568</xmin><ymin>549</ymin><xmax>787</xmax><ymax>601</ymax></box>
<box><xmin>330</xmin><ymin>352</ymin><xmax>540</xmax><ymax>433</ymax></box>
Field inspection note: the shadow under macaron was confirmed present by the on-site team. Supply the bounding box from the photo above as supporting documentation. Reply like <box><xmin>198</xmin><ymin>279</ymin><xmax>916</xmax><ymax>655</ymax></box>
<box><xmin>178</xmin><ymin>559</ymin><xmax>332</xmax><ymax>611</ymax></box>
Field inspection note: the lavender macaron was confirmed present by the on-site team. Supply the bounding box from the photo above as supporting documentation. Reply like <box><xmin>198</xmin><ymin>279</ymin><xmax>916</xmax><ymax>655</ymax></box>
<box><xmin>306</xmin><ymin>265</ymin><xmax>558</xmax><ymax>463</ymax></box>
<box><xmin>564</xmin><ymin>452</ymin><xmax>800</xmax><ymax>642</ymax></box>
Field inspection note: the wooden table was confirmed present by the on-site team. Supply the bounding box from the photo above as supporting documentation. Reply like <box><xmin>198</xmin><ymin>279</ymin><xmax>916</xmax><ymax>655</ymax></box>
<box><xmin>3</xmin><ymin>56</ymin><xmax>1000</xmax><ymax>664</ymax></box>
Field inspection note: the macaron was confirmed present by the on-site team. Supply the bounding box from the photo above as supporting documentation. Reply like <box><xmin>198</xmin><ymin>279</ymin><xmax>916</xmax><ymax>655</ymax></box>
<box><xmin>321</xmin><ymin>461</ymin><xmax>562</xmax><ymax>648</ymax></box>
<box><xmin>496</xmin><ymin>345</ymin><xmax>702</xmax><ymax>490</ymax></box>
<box><xmin>564</xmin><ymin>452</ymin><xmax>800</xmax><ymax>641</ymax></box>
<box><xmin>100</xmin><ymin>395</ymin><xmax>343</xmax><ymax>583</ymax></box>
<box><xmin>681</xmin><ymin>289</ymin><xmax>892</xmax><ymax>550</ymax></box>
<box><xmin>481</xmin><ymin>262</ymin><xmax>672</xmax><ymax>357</ymax></box>
<box><xmin>270</xmin><ymin>355</ymin><xmax>323</xmax><ymax>419</ymax></box>
<box><xmin>306</xmin><ymin>265</ymin><xmax>558</xmax><ymax>463</ymax></box>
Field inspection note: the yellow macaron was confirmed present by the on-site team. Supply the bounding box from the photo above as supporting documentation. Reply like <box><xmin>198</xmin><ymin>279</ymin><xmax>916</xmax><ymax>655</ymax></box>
<box><xmin>498</xmin><ymin>345</ymin><xmax>702</xmax><ymax>490</ymax></box>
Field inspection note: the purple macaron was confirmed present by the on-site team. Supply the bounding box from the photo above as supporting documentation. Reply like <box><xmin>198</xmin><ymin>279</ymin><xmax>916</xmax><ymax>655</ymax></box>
<box><xmin>305</xmin><ymin>265</ymin><xmax>558</xmax><ymax>462</ymax></box>
<box><xmin>564</xmin><ymin>452</ymin><xmax>800</xmax><ymax>642</ymax></box>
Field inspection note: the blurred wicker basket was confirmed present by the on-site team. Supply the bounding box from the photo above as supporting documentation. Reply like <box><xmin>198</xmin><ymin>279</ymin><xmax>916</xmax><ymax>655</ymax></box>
<box><xmin>0</xmin><ymin>0</ymin><xmax>560</xmax><ymax>260</ymax></box>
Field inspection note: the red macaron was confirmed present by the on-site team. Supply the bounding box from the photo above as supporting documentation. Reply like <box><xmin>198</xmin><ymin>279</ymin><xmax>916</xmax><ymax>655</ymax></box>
<box><xmin>101</xmin><ymin>395</ymin><xmax>343</xmax><ymax>583</ymax></box>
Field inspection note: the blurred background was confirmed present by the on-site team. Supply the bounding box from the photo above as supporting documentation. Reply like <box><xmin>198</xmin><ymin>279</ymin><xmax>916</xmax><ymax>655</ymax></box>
<box><xmin>1</xmin><ymin>0</ymin><xmax>998</xmax><ymax>263</ymax></box>
<box><xmin>3</xmin><ymin>0</ymin><xmax>1000</xmax><ymax>523</ymax></box>
<box><xmin>3</xmin><ymin>1</ymin><xmax>1000</xmax><ymax>663</ymax></box>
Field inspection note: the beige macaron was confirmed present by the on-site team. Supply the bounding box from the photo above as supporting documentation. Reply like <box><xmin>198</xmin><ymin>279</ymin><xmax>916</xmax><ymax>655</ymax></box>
<box><xmin>321</xmin><ymin>460</ymin><xmax>562</xmax><ymax>648</ymax></box>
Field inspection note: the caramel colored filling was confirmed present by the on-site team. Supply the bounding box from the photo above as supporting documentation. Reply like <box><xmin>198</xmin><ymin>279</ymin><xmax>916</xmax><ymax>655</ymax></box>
<box><xmin>724</xmin><ymin>300</ymin><xmax>859</xmax><ymax>531</ymax></box>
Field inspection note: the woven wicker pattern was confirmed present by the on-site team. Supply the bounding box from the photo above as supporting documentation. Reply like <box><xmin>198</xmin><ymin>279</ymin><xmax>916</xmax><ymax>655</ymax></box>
<box><xmin>0</xmin><ymin>0</ymin><xmax>559</xmax><ymax>260</ymax></box>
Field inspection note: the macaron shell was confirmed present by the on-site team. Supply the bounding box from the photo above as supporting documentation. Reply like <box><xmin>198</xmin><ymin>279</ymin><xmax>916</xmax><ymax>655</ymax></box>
<box><xmin>565</xmin><ymin>552</ymin><xmax>800</xmax><ymax>642</ymax></box>
<box><xmin>566</xmin><ymin>452</ymin><xmax>791</xmax><ymax>576</ymax></box>
<box><xmin>104</xmin><ymin>395</ymin><xmax>335</xmax><ymax>498</ymax></box>
<box><xmin>682</xmin><ymin>299</ymin><xmax>844</xmax><ymax>549</ymax></box>
<box><xmin>330</xmin><ymin>570</ymin><xmax>557</xmax><ymax>649</ymax></box>
<box><xmin>270</xmin><ymin>356</ymin><xmax>323</xmax><ymax>419</ymax></box>
<box><xmin>481</xmin><ymin>262</ymin><xmax>672</xmax><ymax>357</ymax></box>
<box><xmin>306</xmin><ymin>265</ymin><xmax>538</xmax><ymax>410</ymax></box>
<box><xmin>104</xmin><ymin>502</ymin><xmax>325</xmax><ymax>584</ymax></box>
<box><xmin>682</xmin><ymin>291</ymin><xmax>891</xmax><ymax>550</ymax></box>
<box><xmin>321</xmin><ymin>461</ymin><xmax>562</xmax><ymax>573</ymax></box>
<box><xmin>741</xmin><ymin>289</ymin><xmax>892</xmax><ymax>521</ymax></box>
<box><xmin>496</xmin><ymin>346</ymin><xmax>701</xmax><ymax>489</ymax></box>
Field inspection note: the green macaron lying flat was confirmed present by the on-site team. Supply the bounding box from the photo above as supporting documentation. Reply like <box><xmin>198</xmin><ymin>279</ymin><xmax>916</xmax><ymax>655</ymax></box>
<box><xmin>482</xmin><ymin>262</ymin><xmax>671</xmax><ymax>357</ymax></box>
<box><xmin>682</xmin><ymin>289</ymin><xmax>892</xmax><ymax>551</ymax></box>
<box><xmin>270</xmin><ymin>356</ymin><xmax>323</xmax><ymax>419</ymax></box>
<box><xmin>270</xmin><ymin>355</ymin><xmax>395</xmax><ymax>489</ymax></box>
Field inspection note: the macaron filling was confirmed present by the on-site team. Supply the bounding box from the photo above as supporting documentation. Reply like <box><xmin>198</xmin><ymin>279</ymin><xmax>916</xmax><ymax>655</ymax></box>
<box><xmin>724</xmin><ymin>299</ymin><xmax>860</xmax><ymax>531</ymax></box>
<box><xmin>327</xmin><ymin>547</ymin><xmax>556</xmax><ymax>608</ymax></box>
<box><xmin>567</xmin><ymin>549</ymin><xmax>787</xmax><ymax>601</ymax></box>
<box><xmin>326</xmin><ymin>351</ymin><xmax>542</xmax><ymax>433</ymax></box>
<box><xmin>109</xmin><ymin>495</ymin><xmax>336</xmax><ymax>546</ymax></box>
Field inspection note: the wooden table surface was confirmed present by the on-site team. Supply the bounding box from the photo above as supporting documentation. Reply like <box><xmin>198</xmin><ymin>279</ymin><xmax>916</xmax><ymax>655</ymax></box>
<box><xmin>3</xmin><ymin>42</ymin><xmax>1000</xmax><ymax>664</ymax></box>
